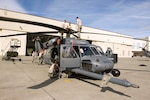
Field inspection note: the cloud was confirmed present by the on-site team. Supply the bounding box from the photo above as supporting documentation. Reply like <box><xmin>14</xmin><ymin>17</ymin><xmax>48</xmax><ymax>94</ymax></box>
<box><xmin>40</xmin><ymin>0</ymin><xmax>150</xmax><ymax>37</ymax></box>
<box><xmin>89</xmin><ymin>1</ymin><xmax>150</xmax><ymax>37</ymax></box>
<box><xmin>0</xmin><ymin>0</ymin><xmax>149</xmax><ymax>37</ymax></box>
<box><xmin>44</xmin><ymin>1</ymin><xmax>104</xmax><ymax>17</ymax></box>
<box><xmin>0</xmin><ymin>0</ymin><xmax>26</xmax><ymax>13</ymax></box>
<box><xmin>130</xmin><ymin>16</ymin><xmax>150</xmax><ymax>19</ymax></box>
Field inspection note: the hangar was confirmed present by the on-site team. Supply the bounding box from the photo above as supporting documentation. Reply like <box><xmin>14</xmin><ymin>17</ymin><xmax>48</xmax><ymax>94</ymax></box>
<box><xmin>0</xmin><ymin>9</ymin><xmax>149</xmax><ymax>58</ymax></box>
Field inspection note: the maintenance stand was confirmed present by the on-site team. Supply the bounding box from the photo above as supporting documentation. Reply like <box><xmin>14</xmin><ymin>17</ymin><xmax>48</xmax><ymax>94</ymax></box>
<box><xmin>2</xmin><ymin>39</ymin><xmax>22</xmax><ymax>62</ymax></box>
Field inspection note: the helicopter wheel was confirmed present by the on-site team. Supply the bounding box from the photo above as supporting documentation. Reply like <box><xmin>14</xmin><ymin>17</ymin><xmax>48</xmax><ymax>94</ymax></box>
<box><xmin>111</xmin><ymin>69</ymin><xmax>120</xmax><ymax>77</ymax></box>
<box><xmin>66</xmin><ymin>71</ymin><xmax>72</xmax><ymax>78</ymax></box>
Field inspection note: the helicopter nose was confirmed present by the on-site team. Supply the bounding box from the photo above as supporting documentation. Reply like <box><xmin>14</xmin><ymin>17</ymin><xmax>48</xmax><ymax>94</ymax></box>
<box><xmin>103</xmin><ymin>60</ymin><xmax>114</xmax><ymax>70</ymax></box>
<box><xmin>91</xmin><ymin>56</ymin><xmax>114</xmax><ymax>72</ymax></box>
<box><xmin>93</xmin><ymin>60</ymin><xmax>113</xmax><ymax>72</ymax></box>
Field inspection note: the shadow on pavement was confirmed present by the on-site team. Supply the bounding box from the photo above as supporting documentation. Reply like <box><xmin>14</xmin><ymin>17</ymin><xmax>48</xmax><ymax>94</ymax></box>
<box><xmin>76</xmin><ymin>78</ymin><xmax>131</xmax><ymax>98</ymax></box>
<box><xmin>28</xmin><ymin>77</ymin><xmax>58</xmax><ymax>89</ymax></box>
<box><xmin>118</xmin><ymin>68</ymin><xmax>150</xmax><ymax>73</ymax></box>
<box><xmin>100</xmin><ymin>86</ymin><xmax>131</xmax><ymax>97</ymax></box>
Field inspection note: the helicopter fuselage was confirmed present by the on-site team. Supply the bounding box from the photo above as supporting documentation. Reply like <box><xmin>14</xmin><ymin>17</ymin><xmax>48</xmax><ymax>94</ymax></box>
<box><xmin>60</xmin><ymin>44</ymin><xmax>114</xmax><ymax>73</ymax></box>
<box><xmin>43</xmin><ymin>38</ymin><xmax>114</xmax><ymax>73</ymax></box>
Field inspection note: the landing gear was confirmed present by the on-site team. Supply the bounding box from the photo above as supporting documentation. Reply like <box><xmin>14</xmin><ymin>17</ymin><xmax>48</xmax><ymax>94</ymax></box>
<box><xmin>48</xmin><ymin>66</ymin><xmax>59</xmax><ymax>78</ymax></box>
<box><xmin>111</xmin><ymin>69</ymin><xmax>120</xmax><ymax>77</ymax></box>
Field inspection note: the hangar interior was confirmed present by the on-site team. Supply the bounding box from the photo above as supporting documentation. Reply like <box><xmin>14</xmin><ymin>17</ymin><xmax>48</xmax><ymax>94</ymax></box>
<box><xmin>26</xmin><ymin>33</ymin><xmax>55</xmax><ymax>56</ymax></box>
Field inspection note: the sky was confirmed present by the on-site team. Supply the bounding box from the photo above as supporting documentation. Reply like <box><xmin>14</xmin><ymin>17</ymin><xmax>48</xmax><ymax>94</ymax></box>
<box><xmin>0</xmin><ymin>0</ymin><xmax>150</xmax><ymax>38</ymax></box>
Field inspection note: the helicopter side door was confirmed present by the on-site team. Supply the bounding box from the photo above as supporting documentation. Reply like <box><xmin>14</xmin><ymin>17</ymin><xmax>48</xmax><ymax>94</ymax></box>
<box><xmin>60</xmin><ymin>45</ymin><xmax>81</xmax><ymax>71</ymax></box>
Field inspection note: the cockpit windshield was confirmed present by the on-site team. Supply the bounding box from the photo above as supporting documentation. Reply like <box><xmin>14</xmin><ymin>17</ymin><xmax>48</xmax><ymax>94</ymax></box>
<box><xmin>80</xmin><ymin>46</ymin><xmax>94</xmax><ymax>57</ymax></box>
<box><xmin>90</xmin><ymin>47</ymin><xmax>99</xmax><ymax>55</ymax></box>
<box><xmin>96</xmin><ymin>46</ymin><xmax>105</xmax><ymax>55</ymax></box>
<box><xmin>90</xmin><ymin>46</ymin><xmax>105</xmax><ymax>55</ymax></box>
<box><xmin>79</xmin><ymin>45</ymin><xmax>105</xmax><ymax>57</ymax></box>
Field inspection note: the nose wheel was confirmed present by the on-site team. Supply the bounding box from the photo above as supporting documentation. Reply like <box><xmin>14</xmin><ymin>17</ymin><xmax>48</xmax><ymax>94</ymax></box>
<box><xmin>111</xmin><ymin>69</ymin><xmax>120</xmax><ymax>77</ymax></box>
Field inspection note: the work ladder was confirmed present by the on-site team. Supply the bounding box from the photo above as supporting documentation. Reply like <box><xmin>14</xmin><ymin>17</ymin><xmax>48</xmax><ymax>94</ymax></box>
<box><xmin>2</xmin><ymin>39</ymin><xmax>21</xmax><ymax>61</ymax></box>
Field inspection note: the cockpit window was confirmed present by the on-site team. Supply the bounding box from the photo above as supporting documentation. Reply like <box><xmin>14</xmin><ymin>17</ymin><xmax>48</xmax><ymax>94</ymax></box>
<box><xmin>62</xmin><ymin>46</ymin><xmax>77</xmax><ymax>58</ymax></box>
<box><xmin>96</xmin><ymin>46</ymin><xmax>105</xmax><ymax>55</ymax></box>
<box><xmin>80</xmin><ymin>46</ymin><xmax>94</xmax><ymax>57</ymax></box>
<box><xmin>90</xmin><ymin>47</ymin><xmax>99</xmax><ymax>55</ymax></box>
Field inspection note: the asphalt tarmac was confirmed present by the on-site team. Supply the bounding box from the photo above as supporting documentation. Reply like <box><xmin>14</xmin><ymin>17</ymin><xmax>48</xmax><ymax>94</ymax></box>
<box><xmin>0</xmin><ymin>56</ymin><xmax>150</xmax><ymax>100</ymax></box>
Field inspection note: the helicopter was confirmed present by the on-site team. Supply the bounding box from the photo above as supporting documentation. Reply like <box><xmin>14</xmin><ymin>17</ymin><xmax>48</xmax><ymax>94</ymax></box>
<box><xmin>0</xmin><ymin>16</ymin><xmax>139</xmax><ymax>88</ymax></box>
<box><xmin>32</xmin><ymin>31</ymin><xmax>140</xmax><ymax>88</ymax></box>
<box><xmin>141</xmin><ymin>45</ymin><xmax>150</xmax><ymax>58</ymax></box>
<box><xmin>34</xmin><ymin>35</ymin><xmax>115</xmax><ymax>73</ymax></box>
<box><xmin>132</xmin><ymin>42</ymin><xmax>150</xmax><ymax>58</ymax></box>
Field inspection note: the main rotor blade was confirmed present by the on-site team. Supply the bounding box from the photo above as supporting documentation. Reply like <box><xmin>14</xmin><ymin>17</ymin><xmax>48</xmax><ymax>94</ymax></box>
<box><xmin>0</xmin><ymin>31</ymin><xmax>59</xmax><ymax>37</ymax></box>
<box><xmin>81</xmin><ymin>32</ymin><xmax>150</xmax><ymax>42</ymax></box>
<box><xmin>0</xmin><ymin>16</ymin><xmax>149</xmax><ymax>42</ymax></box>
<box><xmin>0</xmin><ymin>33</ymin><xmax>27</xmax><ymax>37</ymax></box>
<box><xmin>27</xmin><ymin>31</ymin><xmax>58</xmax><ymax>34</ymax></box>
<box><xmin>0</xmin><ymin>16</ymin><xmax>67</xmax><ymax>32</ymax></box>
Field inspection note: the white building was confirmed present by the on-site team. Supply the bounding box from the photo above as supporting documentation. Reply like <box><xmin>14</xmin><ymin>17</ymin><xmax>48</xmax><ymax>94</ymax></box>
<box><xmin>0</xmin><ymin>9</ymin><xmax>149</xmax><ymax>58</ymax></box>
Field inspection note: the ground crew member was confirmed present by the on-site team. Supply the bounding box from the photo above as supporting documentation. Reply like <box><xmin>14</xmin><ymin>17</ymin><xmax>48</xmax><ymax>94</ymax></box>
<box><xmin>76</xmin><ymin>17</ymin><xmax>82</xmax><ymax>39</ymax></box>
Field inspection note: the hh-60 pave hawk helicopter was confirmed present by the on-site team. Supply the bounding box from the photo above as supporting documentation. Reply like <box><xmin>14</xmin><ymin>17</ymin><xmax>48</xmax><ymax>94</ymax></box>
<box><xmin>140</xmin><ymin>45</ymin><xmax>150</xmax><ymax>58</ymax></box>
<box><xmin>0</xmin><ymin>16</ymin><xmax>139</xmax><ymax>88</ymax></box>
<box><xmin>132</xmin><ymin>43</ymin><xmax>150</xmax><ymax>58</ymax></box>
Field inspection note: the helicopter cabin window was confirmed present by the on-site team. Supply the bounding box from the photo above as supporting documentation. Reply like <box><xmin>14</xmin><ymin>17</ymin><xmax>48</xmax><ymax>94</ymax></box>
<box><xmin>80</xmin><ymin>46</ymin><xmax>94</xmax><ymax>57</ymax></box>
<box><xmin>73</xmin><ymin>46</ymin><xmax>80</xmax><ymax>57</ymax></box>
<box><xmin>62</xmin><ymin>46</ymin><xmax>77</xmax><ymax>58</ymax></box>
